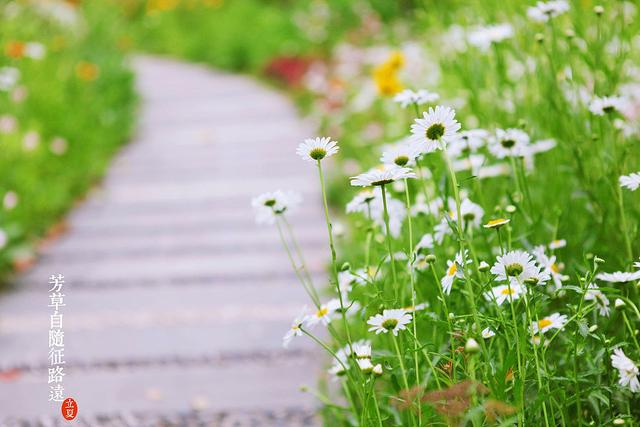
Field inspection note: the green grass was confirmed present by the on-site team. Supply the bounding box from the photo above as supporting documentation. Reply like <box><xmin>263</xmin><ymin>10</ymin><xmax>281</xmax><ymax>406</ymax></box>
<box><xmin>0</xmin><ymin>2</ymin><xmax>136</xmax><ymax>281</ymax></box>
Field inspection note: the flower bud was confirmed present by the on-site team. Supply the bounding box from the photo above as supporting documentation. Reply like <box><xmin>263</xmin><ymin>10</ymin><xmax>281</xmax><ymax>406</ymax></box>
<box><xmin>588</xmin><ymin>324</ymin><xmax>598</xmax><ymax>333</ymax></box>
<box><xmin>357</xmin><ymin>358</ymin><xmax>374</xmax><ymax>374</ymax></box>
<box><xmin>594</xmin><ymin>256</ymin><xmax>605</xmax><ymax>264</ymax></box>
<box><xmin>373</xmin><ymin>363</ymin><xmax>383</xmax><ymax>376</ymax></box>
<box><xmin>478</xmin><ymin>261</ymin><xmax>490</xmax><ymax>272</ymax></box>
<box><xmin>615</xmin><ymin>298</ymin><xmax>626</xmax><ymax>310</ymax></box>
<box><xmin>613</xmin><ymin>419</ymin><xmax>625</xmax><ymax>425</ymax></box>
<box><xmin>465</xmin><ymin>338</ymin><xmax>480</xmax><ymax>354</ymax></box>
<box><xmin>594</xmin><ymin>5</ymin><xmax>604</xmax><ymax>15</ymax></box>
<box><xmin>425</xmin><ymin>254</ymin><xmax>437</xmax><ymax>263</ymax></box>
<box><xmin>535</xmin><ymin>33</ymin><xmax>544</xmax><ymax>43</ymax></box>
<box><xmin>505</xmin><ymin>205</ymin><xmax>517</xmax><ymax>214</ymax></box>
<box><xmin>340</xmin><ymin>262</ymin><xmax>351</xmax><ymax>272</ymax></box>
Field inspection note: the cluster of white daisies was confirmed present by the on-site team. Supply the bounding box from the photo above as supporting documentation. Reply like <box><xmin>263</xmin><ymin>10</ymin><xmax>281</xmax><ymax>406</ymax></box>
<box><xmin>252</xmin><ymin>116</ymin><xmax>640</xmax><ymax>392</ymax></box>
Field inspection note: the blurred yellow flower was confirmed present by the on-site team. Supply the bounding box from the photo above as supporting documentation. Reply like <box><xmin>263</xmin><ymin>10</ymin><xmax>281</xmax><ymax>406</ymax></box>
<box><xmin>5</xmin><ymin>41</ymin><xmax>26</xmax><ymax>59</ymax></box>
<box><xmin>76</xmin><ymin>61</ymin><xmax>100</xmax><ymax>81</ymax></box>
<box><xmin>146</xmin><ymin>0</ymin><xmax>179</xmax><ymax>14</ymax></box>
<box><xmin>373</xmin><ymin>51</ymin><xmax>404</xmax><ymax>96</ymax></box>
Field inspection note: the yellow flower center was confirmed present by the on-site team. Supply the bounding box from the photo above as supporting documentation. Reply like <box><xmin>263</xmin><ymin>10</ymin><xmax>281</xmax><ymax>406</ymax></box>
<box><xmin>551</xmin><ymin>263</ymin><xmax>560</xmax><ymax>273</ymax></box>
<box><xmin>316</xmin><ymin>307</ymin><xmax>328</xmax><ymax>317</ymax></box>
<box><xmin>501</xmin><ymin>288</ymin><xmax>515</xmax><ymax>295</ymax></box>
<box><xmin>487</xmin><ymin>218</ymin><xmax>507</xmax><ymax>226</ymax></box>
<box><xmin>538</xmin><ymin>319</ymin><xmax>553</xmax><ymax>329</ymax></box>
<box><xmin>447</xmin><ymin>263</ymin><xmax>457</xmax><ymax>276</ymax></box>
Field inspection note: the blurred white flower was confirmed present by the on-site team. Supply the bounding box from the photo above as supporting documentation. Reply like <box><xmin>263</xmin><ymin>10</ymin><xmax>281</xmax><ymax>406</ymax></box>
<box><xmin>50</xmin><ymin>137</ymin><xmax>68</xmax><ymax>155</ymax></box>
<box><xmin>527</xmin><ymin>1</ymin><xmax>570</xmax><ymax>22</ymax></box>
<box><xmin>482</xmin><ymin>328</ymin><xmax>496</xmax><ymax>339</ymax></box>
<box><xmin>0</xmin><ymin>67</ymin><xmax>20</xmax><ymax>91</ymax></box>
<box><xmin>468</xmin><ymin>24</ymin><xmax>514</xmax><ymax>51</ymax></box>
<box><xmin>589</xmin><ymin>95</ymin><xmax>628</xmax><ymax>115</ymax></box>
<box><xmin>584</xmin><ymin>284</ymin><xmax>611</xmax><ymax>317</ymax></box>
<box><xmin>3</xmin><ymin>191</ymin><xmax>18</xmax><ymax>210</ymax></box>
<box><xmin>597</xmin><ymin>270</ymin><xmax>640</xmax><ymax>283</ymax></box>
<box><xmin>488</xmin><ymin>128</ymin><xmax>531</xmax><ymax>158</ymax></box>
<box><xmin>251</xmin><ymin>190</ymin><xmax>301</xmax><ymax>225</ymax></box>
<box><xmin>0</xmin><ymin>228</ymin><xmax>7</xmax><ymax>250</ymax></box>
<box><xmin>611</xmin><ymin>348</ymin><xmax>640</xmax><ymax>393</ymax></box>
<box><xmin>380</xmin><ymin>141</ymin><xmax>422</xmax><ymax>167</ymax></box>
<box><xmin>23</xmin><ymin>130</ymin><xmax>40</xmax><ymax>151</ymax></box>
<box><xmin>393</xmin><ymin>89</ymin><xmax>439</xmax><ymax>108</ymax></box>
<box><xmin>620</xmin><ymin>172</ymin><xmax>640</xmax><ymax>191</ymax></box>
<box><xmin>282</xmin><ymin>307</ymin><xmax>309</xmax><ymax>348</ymax></box>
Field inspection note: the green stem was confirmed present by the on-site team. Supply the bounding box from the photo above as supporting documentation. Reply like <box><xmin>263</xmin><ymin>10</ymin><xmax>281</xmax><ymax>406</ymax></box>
<box><xmin>317</xmin><ymin>160</ymin><xmax>353</xmax><ymax>349</ymax></box>
<box><xmin>275</xmin><ymin>217</ymin><xmax>320</xmax><ymax>307</ymax></box>
<box><xmin>380</xmin><ymin>184</ymin><xmax>399</xmax><ymax>302</ymax></box>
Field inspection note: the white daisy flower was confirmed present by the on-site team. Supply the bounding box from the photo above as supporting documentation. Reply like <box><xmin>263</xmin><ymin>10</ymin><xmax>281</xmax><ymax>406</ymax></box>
<box><xmin>346</xmin><ymin>189</ymin><xmax>377</xmax><ymax>214</ymax></box>
<box><xmin>620</xmin><ymin>172</ymin><xmax>640</xmax><ymax>191</ymax></box>
<box><xmin>350</xmin><ymin>165</ymin><xmax>416</xmax><ymax>187</ymax></box>
<box><xmin>441</xmin><ymin>251</ymin><xmax>468</xmax><ymax>295</ymax></box>
<box><xmin>527</xmin><ymin>1</ymin><xmax>570</xmax><ymax>22</ymax></box>
<box><xmin>352</xmin><ymin>342</ymin><xmax>372</xmax><ymax>360</ymax></box>
<box><xmin>548</xmin><ymin>239</ymin><xmax>567</xmax><ymax>249</ymax></box>
<box><xmin>611</xmin><ymin>348</ymin><xmax>640</xmax><ymax>393</ymax></box>
<box><xmin>589</xmin><ymin>96</ymin><xmax>628</xmax><ymax>116</ymax></box>
<box><xmin>447</xmin><ymin>129</ymin><xmax>489</xmax><ymax>158</ymax></box>
<box><xmin>328</xmin><ymin>361</ymin><xmax>348</xmax><ymax>378</ymax></box>
<box><xmin>484</xmin><ymin>282</ymin><xmax>525</xmax><ymax>305</ymax></box>
<box><xmin>434</xmin><ymin>218</ymin><xmax>453</xmax><ymax>244</ymax></box>
<box><xmin>584</xmin><ymin>284</ymin><xmax>611</xmax><ymax>317</ymax></box>
<box><xmin>491</xmin><ymin>250</ymin><xmax>540</xmax><ymax>284</ymax></box>
<box><xmin>410</xmin><ymin>105</ymin><xmax>461</xmax><ymax>153</ymax></box>
<box><xmin>356</xmin><ymin>358</ymin><xmax>374</xmax><ymax>373</ymax></box>
<box><xmin>532</xmin><ymin>246</ymin><xmax>566</xmax><ymax>288</ymax></box>
<box><xmin>367</xmin><ymin>309</ymin><xmax>412</xmax><ymax>336</ymax></box>
<box><xmin>338</xmin><ymin>270</ymin><xmax>359</xmax><ymax>296</ymax></box>
<box><xmin>525</xmin><ymin>139</ymin><xmax>557</xmax><ymax>157</ymax></box>
<box><xmin>372</xmin><ymin>364</ymin><xmax>383</xmax><ymax>376</ymax></box>
<box><xmin>282</xmin><ymin>307</ymin><xmax>309</xmax><ymax>348</ymax></box>
<box><xmin>415</xmin><ymin>233</ymin><xmax>434</xmax><ymax>253</ymax></box>
<box><xmin>450</xmin><ymin>198</ymin><xmax>484</xmax><ymax>229</ymax></box>
<box><xmin>597</xmin><ymin>271</ymin><xmax>640</xmax><ymax>283</ymax></box>
<box><xmin>468</xmin><ymin>23</ymin><xmax>514</xmax><ymax>51</ymax></box>
<box><xmin>482</xmin><ymin>328</ymin><xmax>496</xmax><ymax>339</ymax></box>
<box><xmin>393</xmin><ymin>89</ymin><xmax>440</xmax><ymax>108</ymax></box>
<box><xmin>251</xmin><ymin>190</ymin><xmax>301</xmax><ymax>225</ymax></box>
<box><xmin>380</xmin><ymin>142</ymin><xmax>422</xmax><ymax>167</ymax></box>
<box><xmin>483</xmin><ymin>218</ymin><xmax>510</xmax><ymax>229</ymax></box>
<box><xmin>531</xmin><ymin>312</ymin><xmax>568</xmax><ymax>334</ymax></box>
<box><xmin>488</xmin><ymin>128</ymin><xmax>531</xmax><ymax>158</ymax></box>
<box><xmin>306</xmin><ymin>299</ymin><xmax>341</xmax><ymax>327</ymax></box>
<box><xmin>403</xmin><ymin>302</ymin><xmax>429</xmax><ymax>313</ymax></box>
<box><xmin>411</xmin><ymin>194</ymin><xmax>442</xmax><ymax>217</ymax></box>
<box><xmin>296</xmin><ymin>136</ymin><xmax>339</xmax><ymax>162</ymax></box>
<box><xmin>378</xmin><ymin>195</ymin><xmax>407</xmax><ymax>238</ymax></box>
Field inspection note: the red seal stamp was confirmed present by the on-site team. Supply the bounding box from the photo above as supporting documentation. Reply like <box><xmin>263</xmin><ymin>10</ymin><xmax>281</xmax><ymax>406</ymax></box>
<box><xmin>61</xmin><ymin>397</ymin><xmax>78</xmax><ymax>421</ymax></box>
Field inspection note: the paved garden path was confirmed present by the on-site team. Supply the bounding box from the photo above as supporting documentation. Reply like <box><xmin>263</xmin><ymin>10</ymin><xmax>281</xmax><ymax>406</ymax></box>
<box><xmin>0</xmin><ymin>56</ymin><xmax>326</xmax><ymax>426</ymax></box>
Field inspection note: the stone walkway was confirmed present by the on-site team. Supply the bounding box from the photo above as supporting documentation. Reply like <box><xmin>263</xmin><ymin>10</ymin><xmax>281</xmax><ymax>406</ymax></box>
<box><xmin>0</xmin><ymin>56</ymin><xmax>326</xmax><ymax>426</ymax></box>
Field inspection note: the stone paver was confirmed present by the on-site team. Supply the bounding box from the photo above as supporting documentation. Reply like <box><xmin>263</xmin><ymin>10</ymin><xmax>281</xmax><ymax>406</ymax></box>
<box><xmin>0</xmin><ymin>56</ymin><xmax>325</xmax><ymax>425</ymax></box>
